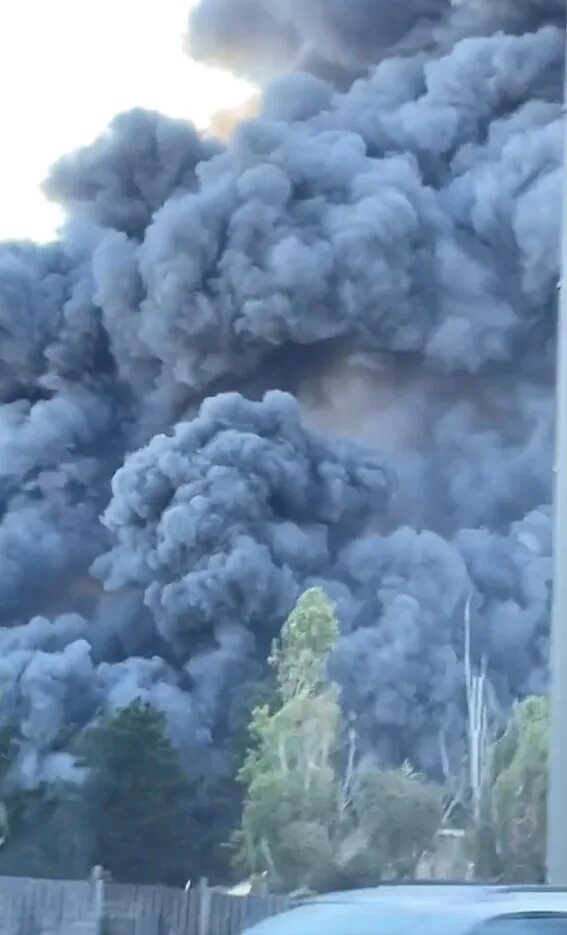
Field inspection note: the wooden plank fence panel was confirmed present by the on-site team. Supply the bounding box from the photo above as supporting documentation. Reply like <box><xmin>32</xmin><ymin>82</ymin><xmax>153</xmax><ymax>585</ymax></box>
<box><xmin>0</xmin><ymin>878</ymin><xmax>98</xmax><ymax>935</ymax></box>
<box><xmin>0</xmin><ymin>876</ymin><xmax>292</xmax><ymax>935</ymax></box>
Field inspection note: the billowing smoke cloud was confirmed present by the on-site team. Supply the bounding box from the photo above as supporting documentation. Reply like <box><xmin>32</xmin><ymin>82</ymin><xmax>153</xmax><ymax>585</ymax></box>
<box><xmin>93</xmin><ymin>390</ymin><xmax>391</xmax><ymax>647</ymax></box>
<box><xmin>188</xmin><ymin>0</ymin><xmax>450</xmax><ymax>83</ymax></box>
<box><xmin>187</xmin><ymin>0</ymin><xmax>566</xmax><ymax>83</ymax></box>
<box><xmin>0</xmin><ymin>0</ymin><xmax>562</xmax><ymax>815</ymax></box>
<box><xmin>45</xmin><ymin>109</ymin><xmax>223</xmax><ymax>239</ymax></box>
<box><xmin>333</xmin><ymin>504</ymin><xmax>552</xmax><ymax>772</ymax></box>
<box><xmin>84</xmin><ymin>24</ymin><xmax>563</xmax><ymax>418</ymax></box>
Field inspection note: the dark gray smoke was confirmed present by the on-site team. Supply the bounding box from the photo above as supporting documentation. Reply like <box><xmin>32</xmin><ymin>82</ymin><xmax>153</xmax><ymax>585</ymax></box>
<box><xmin>0</xmin><ymin>0</ymin><xmax>562</xmax><ymax>807</ymax></box>
<box><xmin>188</xmin><ymin>0</ymin><xmax>451</xmax><ymax>83</ymax></box>
<box><xmin>45</xmin><ymin>109</ymin><xmax>223</xmax><ymax>239</ymax></box>
<box><xmin>93</xmin><ymin>389</ymin><xmax>391</xmax><ymax>647</ymax></box>
<box><xmin>187</xmin><ymin>0</ymin><xmax>566</xmax><ymax>82</ymax></box>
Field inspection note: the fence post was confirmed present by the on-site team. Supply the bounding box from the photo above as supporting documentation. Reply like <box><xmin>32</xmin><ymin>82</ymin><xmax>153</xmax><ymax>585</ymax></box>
<box><xmin>91</xmin><ymin>865</ymin><xmax>106</xmax><ymax>935</ymax></box>
<box><xmin>197</xmin><ymin>877</ymin><xmax>211</xmax><ymax>935</ymax></box>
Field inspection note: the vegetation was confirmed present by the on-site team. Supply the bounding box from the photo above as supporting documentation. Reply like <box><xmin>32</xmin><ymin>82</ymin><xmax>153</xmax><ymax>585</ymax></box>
<box><xmin>335</xmin><ymin>760</ymin><xmax>443</xmax><ymax>886</ymax></box>
<box><xmin>472</xmin><ymin>695</ymin><xmax>548</xmax><ymax>883</ymax></box>
<box><xmin>232</xmin><ymin>588</ymin><xmax>443</xmax><ymax>892</ymax></box>
<box><xmin>80</xmin><ymin>699</ymin><xmax>193</xmax><ymax>885</ymax></box>
<box><xmin>0</xmin><ymin>596</ymin><xmax>552</xmax><ymax>890</ymax></box>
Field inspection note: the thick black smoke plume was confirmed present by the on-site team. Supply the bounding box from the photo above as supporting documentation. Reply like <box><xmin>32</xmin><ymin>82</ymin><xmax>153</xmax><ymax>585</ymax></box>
<box><xmin>0</xmin><ymin>0</ymin><xmax>561</xmax><ymax>812</ymax></box>
<box><xmin>188</xmin><ymin>0</ymin><xmax>566</xmax><ymax>82</ymax></box>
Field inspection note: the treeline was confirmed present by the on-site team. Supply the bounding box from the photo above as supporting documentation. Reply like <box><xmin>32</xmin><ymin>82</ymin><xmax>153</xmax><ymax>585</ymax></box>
<box><xmin>0</xmin><ymin>589</ymin><xmax>549</xmax><ymax>889</ymax></box>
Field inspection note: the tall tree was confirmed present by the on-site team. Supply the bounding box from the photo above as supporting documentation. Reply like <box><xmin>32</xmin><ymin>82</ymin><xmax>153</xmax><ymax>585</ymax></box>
<box><xmin>229</xmin><ymin>675</ymin><xmax>278</xmax><ymax>769</ymax></box>
<box><xmin>335</xmin><ymin>760</ymin><xmax>443</xmax><ymax>886</ymax></box>
<box><xmin>81</xmin><ymin>699</ymin><xmax>192</xmax><ymax>885</ymax></box>
<box><xmin>473</xmin><ymin>695</ymin><xmax>548</xmax><ymax>882</ymax></box>
<box><xmin>233</xmin><ymin>588</ymin><xmax>343</xmax><ymax>892</ymax></box>
<box><xmin>491</xmin><ymin>696</ymin><xmax>548</xmax><ymax>882</ymax></box>
<box><xmin>233</xmin><ymin>588</ymin><xmax>443</xmax><ymax>892</ymax></box>
<box><xmin>0</xmin><ymin>718</ymin><xmax>95</xmax><ymax>878</ymax></box>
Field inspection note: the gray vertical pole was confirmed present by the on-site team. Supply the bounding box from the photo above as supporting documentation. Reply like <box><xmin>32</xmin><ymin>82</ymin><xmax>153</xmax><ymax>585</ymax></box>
<box><xmin>547</xmin><ymin>25</ymin><xmax>567</xmax><ymax>886</ymax></box>
<box><xmin>198</xmin><ymin>877</ymin><xmax>211</xmax><ymax>935</ymax></box>
<box><xmin>92</xmin><ymin>865</ymin><xmax>105</xmax><ymax>935</ymax></box>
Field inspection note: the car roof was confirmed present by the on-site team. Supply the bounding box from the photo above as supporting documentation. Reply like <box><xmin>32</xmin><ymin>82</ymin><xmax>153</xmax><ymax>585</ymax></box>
<box><xmin>244</xmin><ymin>885</ymin><xmax>567</xmax><ymax>935</ymax></box>
<box><xmin>314</xmin><ymin>884</ymin><xmax>567</xmax><ymax>907</ymax></box>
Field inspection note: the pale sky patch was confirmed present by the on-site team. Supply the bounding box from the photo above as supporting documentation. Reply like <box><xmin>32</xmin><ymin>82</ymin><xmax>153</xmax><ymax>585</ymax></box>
<box><xmin>0</xmin><ymin>0</ymin><xmax>252</xmax><ymax>242</ymax></box>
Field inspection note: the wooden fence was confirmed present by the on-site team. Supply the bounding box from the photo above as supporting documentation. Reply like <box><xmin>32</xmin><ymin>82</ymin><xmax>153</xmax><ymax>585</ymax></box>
<box><xmin>0</xmin><ymin>875</ymin><xmax>292</xmax><ymax>935</ymax></box>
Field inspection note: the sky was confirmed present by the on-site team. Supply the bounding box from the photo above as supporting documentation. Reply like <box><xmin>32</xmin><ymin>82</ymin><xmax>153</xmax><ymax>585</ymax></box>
<box><xmin>0</xmin><ymin>0</ymin><xmax>252</xmax><ymax>243</ymax></box>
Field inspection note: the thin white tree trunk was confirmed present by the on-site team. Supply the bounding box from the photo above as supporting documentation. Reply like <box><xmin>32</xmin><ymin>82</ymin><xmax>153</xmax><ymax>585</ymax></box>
<box><xmin>464</xmin><ymin>596</ymin><xmax>489</xmax><ymax>826</ymax></box>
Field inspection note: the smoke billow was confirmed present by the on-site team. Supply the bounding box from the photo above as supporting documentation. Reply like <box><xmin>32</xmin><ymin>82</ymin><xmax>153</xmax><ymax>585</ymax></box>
<box><xmin>187</xmin><ymin>0</ymin><xmax>566</xmax><ymax>83</ymax></box>
<box><xmin>45</xmin><ymin>109</ymin><xmax>223</xmax><ymax>239</ymax></box>
<box><xmin>94</xmin><ymin>390</ymin><xmax>390</xmax><ymax>646</ymax></box>
<box><xmin>0</xmin><ymin>0</ymin><xmax>562</xmax><ymax>804</ymax></box>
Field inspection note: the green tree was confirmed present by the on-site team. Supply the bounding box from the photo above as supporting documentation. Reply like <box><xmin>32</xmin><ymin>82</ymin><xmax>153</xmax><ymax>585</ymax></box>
<box><xmin>0</xmin><ymin>717</ymin><xmax>95</xmax><ymax>877</ymax></box>
<box><xmin>492</xmin><ymin>696</ymin><xmax>548</xmax><ymax>882</ymax></box>
<box><xmin>81</xmin><ymin>699</ymin><xmax>192</xmax><ymax>885</ymax></box>
<box><xmin>270</xmin><ymin>587</ymin><xmax>340</xmax><ymax>700</ymax></box>
<box><xmin>233</xmin><ymin>588</ymin><xmax>342</xmax><ymax>892</ymax></box>
<box><xmin>229</xmin><ymin>676</ymin><xmax>278</xmax><ymax>769</ymax></box>
<box><xmin>336</xmin><ymin>761</ymin><xmax>443</xmax><ymax>886</ymax></box>
<box><xmin>473</xmin><ymin>695</ymin><xmax>548</xmax><ymax>883</ymax></box>
<box><xmin>232</xmin><ymin>588</ymin><xmax>443</xmax><ymax>892</ymax></box>
<box><xmin>0</xmin><ymin>781</ymin><xmax>95</xmax><ymax>879</ymax></box>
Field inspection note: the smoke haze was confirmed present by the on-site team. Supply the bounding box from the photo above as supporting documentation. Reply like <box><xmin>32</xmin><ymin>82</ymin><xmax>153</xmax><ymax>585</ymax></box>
<box><xmin>0</xmin><ymin>0</ymin><xmax>561</xmax><ymax>803</ymax></box>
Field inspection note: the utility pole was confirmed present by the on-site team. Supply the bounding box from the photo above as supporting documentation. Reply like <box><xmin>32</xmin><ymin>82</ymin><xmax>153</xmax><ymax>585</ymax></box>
<box><xmin>546</xmin><ymin>35</ymin><xmax>567</xmax><ymax>885</ymax></box>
